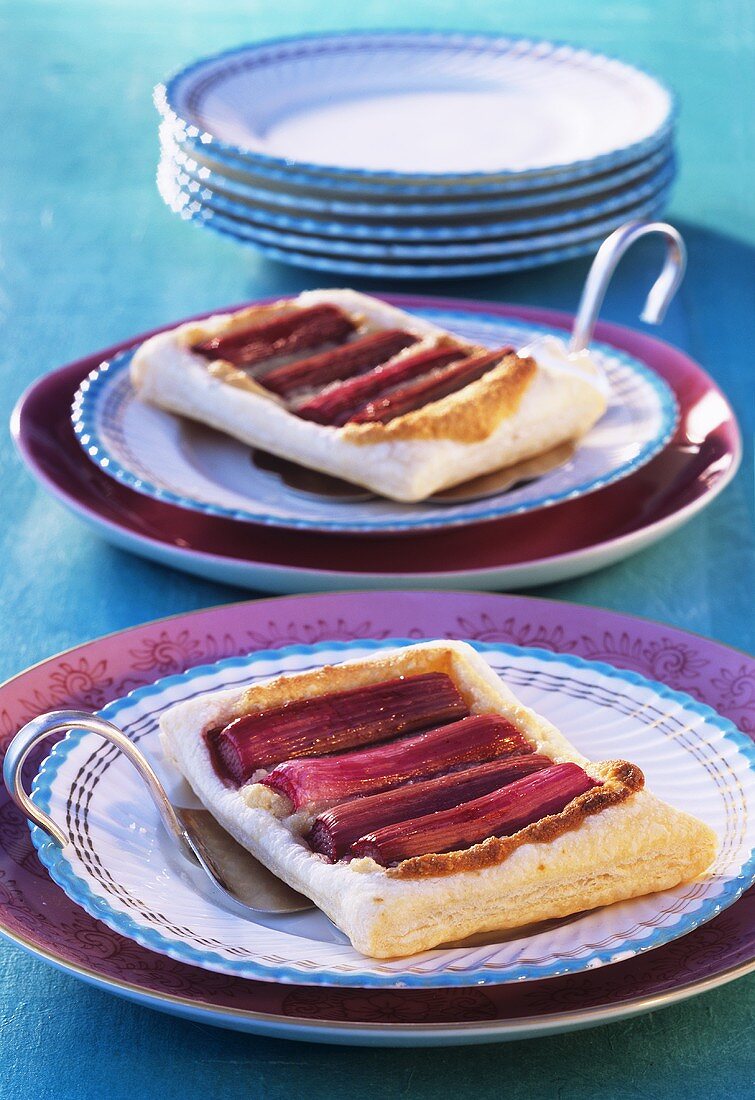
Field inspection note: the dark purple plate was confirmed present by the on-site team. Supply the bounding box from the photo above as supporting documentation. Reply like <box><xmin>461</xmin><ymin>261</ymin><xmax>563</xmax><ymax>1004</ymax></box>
<box><xmin>1</xmin><ymin>591</ymin><xmax>752</xmax><ymax>1044</ymax></box>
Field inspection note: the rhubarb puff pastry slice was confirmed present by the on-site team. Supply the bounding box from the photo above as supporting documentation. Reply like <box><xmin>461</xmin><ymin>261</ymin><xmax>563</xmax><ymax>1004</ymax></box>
<box><xmin>130</xmin><ymin>290</ymin><xmax>608</xmax><ymax>502</ymax></box>
<box><xmin>160</xmin><ymin>641</ymin><xmax>717</xmax><ymax>959</ymax></box>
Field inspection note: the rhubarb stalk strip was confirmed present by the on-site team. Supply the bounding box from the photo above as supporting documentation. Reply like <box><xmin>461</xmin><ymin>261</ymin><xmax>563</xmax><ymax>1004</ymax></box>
<box><xmin>351</xmin><ymin>762</ymin><xmax>598</xmax><ymax>865</ymax></box>
<box><xmin>309</xmin><ymin>754</ymin><xmax>551</xmax><ymax>861</ymax></box>
<box><xmin>262</xmin><ymin>714</ymin><xmax>531</xmax><ymax>809</ymax></box>
<box><xmin>208</xmin><ymin>673</ymin><xmax>468</xmax><ymax>785</ymax></box>
<box><xmin>296</xmin><ymin>344</ymin><xmax>468</xmax><ymax>425</ymax></box>
<box><xmin>349</xmin><ymin>347</ymin><xmax>514</xmax><ymax>424</ymax></box>
<box><xmin>262</xmin><ymin>329</ymin><xmax>418</xmax><ymax>397</ymax></box>
<box><xmin>193</xmin><ymin>304</ymin><xmax>356</xmax><ymax>369</ymax></box>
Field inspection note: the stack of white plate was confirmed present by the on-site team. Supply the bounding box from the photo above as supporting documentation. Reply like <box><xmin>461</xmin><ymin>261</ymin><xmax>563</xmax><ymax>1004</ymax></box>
<box><xmin>155</xmin><ymin>31</ymin><xmax>677</xmax><ymax>279</ymax></box>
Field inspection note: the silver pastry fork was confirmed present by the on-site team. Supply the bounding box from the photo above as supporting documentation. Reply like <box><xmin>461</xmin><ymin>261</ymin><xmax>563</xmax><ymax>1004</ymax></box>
<box><xmin>4</xmin><ymin>710</ymin><xmax>313</xmax><ymax>915</ymax></box>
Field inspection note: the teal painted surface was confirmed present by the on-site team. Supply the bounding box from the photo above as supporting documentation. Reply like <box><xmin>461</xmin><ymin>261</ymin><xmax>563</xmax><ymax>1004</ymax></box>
<box><xmin>0</xmin><ymin>1</ymin><xmax>753</xmax><ymax>1096</ymax></box>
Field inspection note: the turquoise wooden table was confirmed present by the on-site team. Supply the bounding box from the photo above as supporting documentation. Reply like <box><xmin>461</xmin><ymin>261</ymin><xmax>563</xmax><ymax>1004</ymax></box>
<box><xmin>1</xmin><ymin>1</ymin><xmax>753</xmax><ymax>1096</ymax></box>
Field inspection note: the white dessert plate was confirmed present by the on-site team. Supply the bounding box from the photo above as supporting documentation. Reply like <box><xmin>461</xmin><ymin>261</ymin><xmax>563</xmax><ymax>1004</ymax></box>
<box><xmin>71</xmin><ymin>308</ymin><xmax>678</xmax><ymax>534</ymax></box>
<box><xmin>27</xmin><ymin>638</ymin><xmax>755</xmax><ymax>989</ymax></box>
<box><xmin>158</xmin><ymin>32</ymin><xmax>674</xmax><ymax>182</ymax></box>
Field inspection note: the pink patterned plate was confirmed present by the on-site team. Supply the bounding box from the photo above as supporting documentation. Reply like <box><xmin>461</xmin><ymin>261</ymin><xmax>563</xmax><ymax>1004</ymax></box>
<box><xmin>11</xmin><ymin>296</ymin><xmax>741</xmax><ymax>592</ymax></box>
<box><xmin>0</xmin><ymin>591</ymin><xmax>752</xmax><ymax>1044</ymax></box>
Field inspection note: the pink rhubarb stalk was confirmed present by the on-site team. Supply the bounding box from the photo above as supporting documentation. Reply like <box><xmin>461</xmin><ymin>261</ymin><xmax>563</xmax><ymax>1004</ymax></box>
<box><xmin>193</xmin><ymin>304</ymin><xmax>356</xmax><ymax>368</ymax></box>
<box><xmin>263</xmin><ymin>714</ymin><xmax>532</xmax><ymax>810</ymax></box>
<box><xmin>348</xmin><ymin>347</ymin><xmax>513</xmax><ymax>424</ymax></box>
<box><xmin>208</xmin><ymin>673</ymin><xmax>468</xmax><ymax>786</ymax></box>
<box><xmin>296</xmin><ymin>344</ymin><xmax>468</xmax><ymax>425</ymax></box>
<box><xmin>262</xmin><ymin>329</ymin><xmax>418</xmax><ymax>397</ymax></box>
<box><xmin>351</xmin><ymin>762</ymin><xmax>598</xmax><ymax>865</ymax></box>
<box><xmin>309</xmin><ymin>753</ymin><xmax>551</xmax><ymax>862</ymax></box>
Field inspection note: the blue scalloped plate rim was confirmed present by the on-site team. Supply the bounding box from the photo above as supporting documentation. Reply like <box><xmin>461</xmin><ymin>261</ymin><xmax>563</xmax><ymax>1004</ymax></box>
<box><xmin>27</xmin><ymin>637</ymin><xmax>755</xmax><ymax>989</ymax></box>
<box><xmin>166</xmin><ymin>155</ymin><xmax>677</xmax><ymax>245</ymax></box>
<box><xmin>71</xmin><ymin>309</ymin><xmax>679</xmax><ymax>533</ymax></box>
<box><xmin>167</xmin><ymin>134</ymin><xmax>676</xmax><ymax>224</ymax></box>
<box><xmin>177</xmin><ymin>205</ymin><xmax>614</xmax><ymax>277</ymax></box>
<box><xmin>166</xmin><ymin>177</ymin><xmax>674</xmax><ymax>260</ymax></box>
<box><xmin>164</xmin><ymin>187</ymin><xmax>671</xmax><ymax>277</ymax></box>
<box><xmin>156</xmin><ymin>31</ymin><xmax>677</xmax><ymax>193</ymax></box>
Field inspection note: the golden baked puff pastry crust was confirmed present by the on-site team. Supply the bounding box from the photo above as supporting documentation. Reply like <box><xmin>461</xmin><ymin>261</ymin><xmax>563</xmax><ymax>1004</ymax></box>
<box><xmin>159</xmin><ymin>641</ymin><xmax>717</xmax><ymax>958</ymax></box>
<box><xmin>131</xmin><ymin>290</ymin><xmax>608</xmax><ymax>502</ymax></box>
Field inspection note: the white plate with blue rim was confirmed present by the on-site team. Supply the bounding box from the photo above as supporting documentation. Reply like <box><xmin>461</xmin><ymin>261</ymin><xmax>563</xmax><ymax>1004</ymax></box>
<box><xmin>23</xmin><ymin>638</ymin><xmax>755</xmax><ymax>988</ymax></box>
<box><xmin>155</xmin><ymin>31</ymin><xmax>675</xmax><ymax>191</ymax></box>
<box><xmin>71</xmin><ymin>304</ymin><xmax>679</xmax><ymax>534</ymax></box>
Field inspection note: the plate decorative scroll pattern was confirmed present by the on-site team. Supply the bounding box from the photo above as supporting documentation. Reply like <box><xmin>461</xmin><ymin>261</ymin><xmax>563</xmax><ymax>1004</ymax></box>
<box><xmin>8</xmin><ymin>609</ymin><xmax>750</xmax><ymax>731</ymax></box>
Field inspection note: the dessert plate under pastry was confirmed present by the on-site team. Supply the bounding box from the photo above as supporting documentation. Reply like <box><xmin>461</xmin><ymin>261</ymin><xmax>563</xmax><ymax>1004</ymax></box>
<box><xmin>18</xmin><ymin>637</ymin><xmax>755</xmax><ymax>989</ymax></box>
<box><xmin>71</xmin><ymin>295</ymin><xmax>676</xmax><ymax>534</ymax></box>
<box><xmin>1</xmin><ymin>591</ymin><xmax>753</xmax><ymax>1043</ymax></box>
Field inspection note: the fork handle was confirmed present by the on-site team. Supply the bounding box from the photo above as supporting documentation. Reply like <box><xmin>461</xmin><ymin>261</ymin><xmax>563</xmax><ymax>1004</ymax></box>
<box><xmin>569</xmin><ymin>220</ymin><xmax>686</xmax><ymax>353</ymax></box>
<box><xmin>3</xmin><ymin>709</ymin><xmax>196</xmax><ymax>861</ymax></box>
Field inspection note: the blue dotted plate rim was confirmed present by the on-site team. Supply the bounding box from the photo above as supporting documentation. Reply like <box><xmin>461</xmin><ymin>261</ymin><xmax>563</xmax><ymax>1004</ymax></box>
<box><xmin>166</xmin><ymin>154</ymin><xmax>677</xmax><ymax>245</ymax></box>
<box><xmin>163</xmin><ymin>182</ymin><xmax>670</xmax><ymax>277</ymax></box>
<box><xmin>167</xmin><ymin>133</ymin><xmax>676</xmax><ymax>221</ymax></box>
<box><xmin>165</xmin><ymin>173</ymin><xmax>674</xmax><ymax>259</ymax></box>
<box><xmin>179</xmin><ymin>209</ymin><xmax>619</xmax><ymax>277</ymax></box>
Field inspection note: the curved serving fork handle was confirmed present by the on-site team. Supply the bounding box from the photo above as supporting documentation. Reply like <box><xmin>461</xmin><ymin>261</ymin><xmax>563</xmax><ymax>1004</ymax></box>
<box><xmin>3</xmin><ymin>709</ymin><xmax>313</xmax><ymax>915</ymax></box>
<box><xmin>3</xmin><ymin>709</ymin><xmax>196</xmax><ymax>859</ymax></box>
<box><xmin>569</xmin><ymin>220</ymin><xmax>687</xmax><ymax>353</ymax></box>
